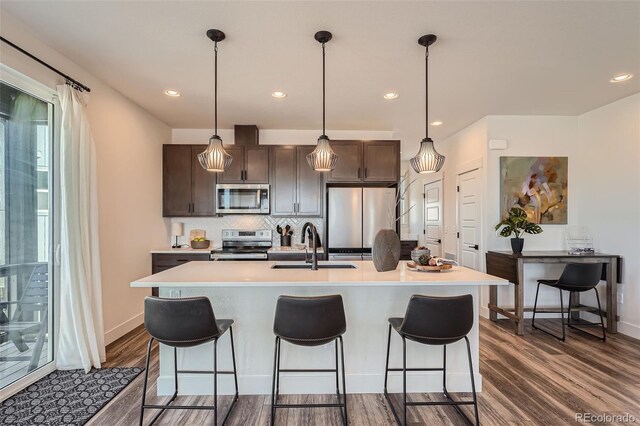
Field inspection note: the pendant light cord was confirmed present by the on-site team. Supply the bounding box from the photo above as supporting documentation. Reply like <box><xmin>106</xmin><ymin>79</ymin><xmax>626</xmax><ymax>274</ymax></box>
<box><xmin>214</xmin><ymin>42</ymin><xmax>218</xmax><ymax>135</ymax></box>
<box><xmin>322</xmin><ymin>42</ymin><xmax>326</xmax><ymax>136</ymax></box>
<box><xmin>425</xmin><ymin>46</ymin><xmax>429</xmax><ymax>139</ymax></box>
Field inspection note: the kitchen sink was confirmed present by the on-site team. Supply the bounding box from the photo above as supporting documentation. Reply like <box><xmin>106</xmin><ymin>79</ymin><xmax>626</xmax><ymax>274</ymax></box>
<box><xmin>271</xmin><ymin>263</ymin><xmax>357</xmax><ymax>270</ymax></box>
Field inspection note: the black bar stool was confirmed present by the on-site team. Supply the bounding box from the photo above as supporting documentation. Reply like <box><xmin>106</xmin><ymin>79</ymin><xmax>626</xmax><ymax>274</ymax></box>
<box><xmin>384</xmin><ymin>294</ymin><xmax>479</xmax><ymax>426</ymax></box>
<box><xmin>139</xmin><ymin>296</ymin><xmax>239</xmax><ymax>426</ymax></box>
<box><xmin>532</xmin><ymin>262</ymin><xmax>605</xmax><ymax>342</ymax></box>
<box><xmin>271</xmin><ymin>294</ymin><xmax>347</xmax><ymax>425</ymax></box>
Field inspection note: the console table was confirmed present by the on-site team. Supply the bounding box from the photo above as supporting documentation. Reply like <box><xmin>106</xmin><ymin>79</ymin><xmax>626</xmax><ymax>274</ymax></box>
<box><xmin>485</xmin><ymin>251</ymin><xmax>622</xmax><ymax>335</ymax></box>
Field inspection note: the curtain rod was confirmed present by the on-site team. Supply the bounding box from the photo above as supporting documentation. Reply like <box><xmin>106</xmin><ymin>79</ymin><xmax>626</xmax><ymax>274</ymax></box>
<box><xmin>1</xmin><ymin>36</ymin><xmax>91</xmax><ymax>93</ymax></box>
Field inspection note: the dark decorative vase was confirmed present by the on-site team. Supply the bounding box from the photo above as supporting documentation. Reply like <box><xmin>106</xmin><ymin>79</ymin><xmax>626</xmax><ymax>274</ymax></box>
<box><xmin>511</xmin><ymin>237</ymin><xmax>524</xmax><ymax>254</ymax></box>
<box><xmin>372</xmin><ymin>229</ymin><xmax>401</xmax><ymax>272</ymax></box>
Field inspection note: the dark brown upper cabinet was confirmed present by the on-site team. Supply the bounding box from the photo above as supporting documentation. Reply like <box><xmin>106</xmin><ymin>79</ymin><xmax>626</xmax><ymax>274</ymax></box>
<box><xmin>327</xmin><ymin>140</ymin><xmax>400</xmax><ymax>183</ymax></box>
<box><xmin>271</xmin><ymin>146</ymin><xmax>323</xmax><ymax>217</ymax></box>
<box><xmin>218</xmin><ymin>146</ymin><xmax>270</xmax><ymax>184</ymax></box>
<box><xmin>326</xmin><ymin>140</ymin><xmax>362</xmax><ymax>182</ymax></box>
<box><xmin>362</xmin><ymin>141</ymin><xmax>400</xmax><ymax>182</ymax></box>
<box><xmin>163</xmin><ymin>144</ymin><xmax>216</xmax><ymax>217</ymax></box>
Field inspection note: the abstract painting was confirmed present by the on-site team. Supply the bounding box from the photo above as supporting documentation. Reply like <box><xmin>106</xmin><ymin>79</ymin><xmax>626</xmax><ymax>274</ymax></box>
<box><xmin>500</xmin><ymin>156</ymin><xmax>568</xmax><ymax>224</ymax></box>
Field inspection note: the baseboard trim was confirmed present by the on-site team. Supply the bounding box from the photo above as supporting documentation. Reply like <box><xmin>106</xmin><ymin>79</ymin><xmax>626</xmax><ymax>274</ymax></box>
<box><xmin>618</xmin><ymin>321</ymin><xmax>640</xmax><ymax>340</ymax></box>
<box><xmin>104</xmin><ymin>312</ymin><xmax>144</xmax><ymax>345</ymax></box>
<box><xmin>156</xmin><ymin>372</ymin><xmax>483</xmax><ymax>396</ymax></box>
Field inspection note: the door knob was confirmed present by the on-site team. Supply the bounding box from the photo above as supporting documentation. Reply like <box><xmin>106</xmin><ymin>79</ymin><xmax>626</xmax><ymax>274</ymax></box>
<box><xmin>469</xmin><ymin>244</ymin><xmax>479</xmax><ymax>250</ymax></box>
<box><xmin>436</xmin><ymin>239</ymin><xmax>442</xmax><ymax>244</ymax></box>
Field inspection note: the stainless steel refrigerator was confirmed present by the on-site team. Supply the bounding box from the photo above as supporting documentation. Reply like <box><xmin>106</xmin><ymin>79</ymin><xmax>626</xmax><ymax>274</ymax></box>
<box><xmin>327</xmin><ymin>187</ymin><xmax>397</xmax><ymax>260</ymax></box>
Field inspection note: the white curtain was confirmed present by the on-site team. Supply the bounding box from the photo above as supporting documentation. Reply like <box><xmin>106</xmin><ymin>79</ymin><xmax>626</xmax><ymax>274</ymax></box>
<box><xmin>56</xmin><ymin>84</ymin><xmax>105</xmax><ymax>372</ymax></box>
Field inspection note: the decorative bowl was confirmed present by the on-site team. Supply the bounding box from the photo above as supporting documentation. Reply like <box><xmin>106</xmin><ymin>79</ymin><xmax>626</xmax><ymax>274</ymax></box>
<box><xmin>407</xmin><ymin>261</ymin><xmax>453</xmax><ymax>272</ymax></box>
<box><xmin>410</xmin><ymin>249</ymin><xmax>431</xmax><ymax>264</ymax></box>
<box><xmin>190</xmin><ymin>239</ymin><xmax>211</xmax><ymax>249</ymax></box>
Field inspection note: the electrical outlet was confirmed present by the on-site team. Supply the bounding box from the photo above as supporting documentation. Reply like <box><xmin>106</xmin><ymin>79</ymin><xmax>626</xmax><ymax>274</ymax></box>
<box><xmin>617</xmin><ymin>293</ymin><xmax>623</xmax><ymax>304</ymax></box>
<box><xmin>169</xmin><ymin>290</ymin><xmax>181</xmax><ymax>298</ymax></box>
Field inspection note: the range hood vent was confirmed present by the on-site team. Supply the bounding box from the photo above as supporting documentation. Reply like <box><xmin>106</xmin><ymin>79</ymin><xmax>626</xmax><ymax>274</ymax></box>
<box><xmin>234</xmin><ymin>125</ymin><xmax>259</xmax><ymax>146</ymax></box>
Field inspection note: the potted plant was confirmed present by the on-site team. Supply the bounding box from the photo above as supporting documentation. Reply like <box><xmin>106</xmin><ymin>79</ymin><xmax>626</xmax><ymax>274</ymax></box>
<box><xmin>495</xmin><ymin>207</ymin><xmax>543</xmax><ymax>254</ymax></box>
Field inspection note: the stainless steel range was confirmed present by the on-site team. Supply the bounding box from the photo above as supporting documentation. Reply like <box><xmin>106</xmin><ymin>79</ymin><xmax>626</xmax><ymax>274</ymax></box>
<box><xmin>210</xmin><ymin>229</ymin><xmax>272</xmax><ymax>261</ymax></box>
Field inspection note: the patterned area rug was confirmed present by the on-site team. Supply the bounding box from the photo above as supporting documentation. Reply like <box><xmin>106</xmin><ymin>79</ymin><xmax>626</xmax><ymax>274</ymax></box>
<box><xmin>0</xmin><ymin>367</ymin><xmax>143</xmax><ymax>425</ymax></box>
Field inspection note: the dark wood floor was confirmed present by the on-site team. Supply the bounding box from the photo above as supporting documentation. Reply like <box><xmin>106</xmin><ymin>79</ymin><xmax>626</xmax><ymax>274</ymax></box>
<box><xmin>88</xmin><ymin>318</ymin><xmax>640</xmax><ymax>425</ymax></box>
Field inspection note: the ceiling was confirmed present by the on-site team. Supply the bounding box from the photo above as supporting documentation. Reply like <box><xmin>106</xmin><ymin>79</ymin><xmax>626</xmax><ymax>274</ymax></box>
<box><xmin>2</xmin><ymin>1</ymin><xmax>639</xmax><ymax>154</ymax></box>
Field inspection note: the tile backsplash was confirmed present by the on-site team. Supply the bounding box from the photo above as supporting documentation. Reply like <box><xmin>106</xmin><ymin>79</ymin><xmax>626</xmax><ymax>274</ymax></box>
<box><xmin>170</xmin><ymin>216</ymin><xmax>324</xmax><ymax>248</ymax></box>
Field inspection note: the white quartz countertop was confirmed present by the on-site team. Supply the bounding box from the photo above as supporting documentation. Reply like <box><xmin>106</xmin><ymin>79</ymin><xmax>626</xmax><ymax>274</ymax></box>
<box><xmin>150</xmin><ymin>247</ymin><xmax>214</xmax><ymax>254</ymax></box>
<box><xmin>131</xmin><ymin>260</ymin><xmax>508</xmax><ymax>288</ymax></box>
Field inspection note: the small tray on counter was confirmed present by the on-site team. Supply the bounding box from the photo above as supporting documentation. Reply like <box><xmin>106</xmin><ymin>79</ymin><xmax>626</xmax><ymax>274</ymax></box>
<box><xmin>406</xmin><ymin>261</ymin><xmax>454</xmax><ymax>272</ymax></box>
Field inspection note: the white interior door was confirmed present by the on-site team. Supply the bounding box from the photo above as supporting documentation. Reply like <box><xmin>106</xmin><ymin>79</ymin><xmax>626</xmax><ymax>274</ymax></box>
<box><xmin>423</xmin><ymin>180</ymin><xmax>443</xmax><ymax>257</ymax></box>
<box><xmin>458</xmin><ymin>169</ymin><xmax>481</xmax><ymax>270</ymax></box>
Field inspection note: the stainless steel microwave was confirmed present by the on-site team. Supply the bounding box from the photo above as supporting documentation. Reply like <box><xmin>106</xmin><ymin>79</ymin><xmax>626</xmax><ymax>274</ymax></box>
<box><xmin>216</xmin><ymin>184</ymin><xmax>270</xmax><ymax>214</ymax></box>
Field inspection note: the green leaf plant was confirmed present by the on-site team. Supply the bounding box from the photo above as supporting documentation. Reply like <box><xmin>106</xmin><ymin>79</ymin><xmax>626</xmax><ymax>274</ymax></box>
<box><xmin>495</xmin><ymin>207</ymin><xmax>543</xmax><ymax>239</ymax></box>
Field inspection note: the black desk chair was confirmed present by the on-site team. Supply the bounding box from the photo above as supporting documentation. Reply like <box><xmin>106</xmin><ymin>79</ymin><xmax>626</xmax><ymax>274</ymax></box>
<box><xmin>271</xmin><ymin>295</ymin><xmax>347</xmax><ymax>425</ymax></box>
<box><xmin>384</xmin><ymin>294</ymin><xmax>479</xmax><ymax>426</ymax></box>
<box><xmin>532</xmin><ymin>263</ymin><xmax>605</xmax><ymax>342</ymax></box>
<box><xmin>140</xmin><ymin>296</ymin><xmax>239</xmax><ymax>426</ymax></box>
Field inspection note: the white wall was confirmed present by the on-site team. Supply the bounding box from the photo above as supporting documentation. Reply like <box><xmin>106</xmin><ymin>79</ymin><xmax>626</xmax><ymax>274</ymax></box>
<box><xmin>575</xmin><ymin>94</ymin><xmax>640</xmax><ymax>338</ymax></box>
<box><xmin>485</xmin><ymin>116</ymin><xmax>579</xmax><ymax>314</ymax></box>
<box><xmin>1</xmin><ymin>12</ymin><xmax>171</xmax><ymax>345</ymax></box>
<box><xmin>438</xmin><ymin>118</ymin><xmax>488</xmax><ymax>260</ymax></box>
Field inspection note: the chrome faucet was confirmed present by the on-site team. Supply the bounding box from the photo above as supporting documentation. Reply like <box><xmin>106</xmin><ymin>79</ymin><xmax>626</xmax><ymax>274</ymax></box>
<box><xmin>301</xmin><ymin>222</ymin><xmax>319</xmax><ymax>270</ymax></box>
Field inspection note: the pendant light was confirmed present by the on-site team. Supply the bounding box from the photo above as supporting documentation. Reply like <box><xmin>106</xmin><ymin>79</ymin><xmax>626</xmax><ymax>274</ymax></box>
<box><xmin>410</xmin><ymin>34</ymin><xmax>445</xmax><ymax>174</ymax></box>
<box><xmin>307</xmin><ymin>30</ymin><xmax>339</xmax><ymax>172</ymax></box>
<box><xmin>198</xmin><ymin>29</ymin><xmax>233</xmax><ymax>172</ymax></box>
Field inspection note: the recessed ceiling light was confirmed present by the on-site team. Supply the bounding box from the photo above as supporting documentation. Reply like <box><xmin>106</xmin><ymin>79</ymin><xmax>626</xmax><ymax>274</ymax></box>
<box><xmin>164</xmin><ymin>90</ymin><xmax>181</xmax><ymax>97</ymax></box>
<box><xmin>430</xmin><ymin>121</ymin><xmax>443</xmax><ymax>126</ymax></box>
<box><xmin>383</xmin><ymin>92</ymin><xmax>399</xmax><ymax>100</ymax></box>
<box><xmin>272</xmin><ymin>91</ymin><xmax>287</xmax><ymax>98</ymax></box>
<box><xmin>610</xmin><ymin>74</ymin><xmax>633</xmax><ymax>83</ymax></box>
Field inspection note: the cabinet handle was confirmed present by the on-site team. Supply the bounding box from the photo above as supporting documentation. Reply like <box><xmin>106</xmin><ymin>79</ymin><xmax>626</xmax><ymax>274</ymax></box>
<box><xmin>357</xmin><ymin>168</ymin><xmax>361</xmax><ymax>178</ymax></box>
<box><xmin>243</xmin><ymin>170</ymin><xmax>247</xmax><ymax>180</ymax></box>
<box><xmin>364</xmin><ymin>168</ymin><xmax>368</xmax><ymax>178</ymax></box>
<box><xmin>293</xmin><ymin>203</ymin><xmax>296</xmax><ymax>213</ymax></box>
<box><xmin>469</xmin><ymin>244</ymin><xmax>479</xmax><ymax>250</ymax></box>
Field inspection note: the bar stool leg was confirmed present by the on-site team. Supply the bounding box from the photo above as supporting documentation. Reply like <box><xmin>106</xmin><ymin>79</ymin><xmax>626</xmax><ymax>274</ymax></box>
<box><xmin>270</xmin><ymin>337</ymin><xmax>280</xmax><ymax>425</ymax></box>
<box><xmin>230</xmin><ymin>327</ymin><xmax>239</xmax><ymax>397</ymax></box>
<box><xmin>559</xmin><ymin>289</ymin><xmax>566</xmax><ymax>342</ymax></box>
<box><xmin>384</xmin><ymin>324</ymin><xmax>392</xmax><ymax>395</ymax></box>
<box><xmin>465</xmin><ymin>336</ymin><xmax>480</xmax><ymax>425</ymax></box>
<box><xmin>339</xmin><ymin>335</ymin><xmax>348</xmax><ymax>425</ymax></box>
<box><xmin>139</xmin><ymin>337</ymin><xmax>154</xmax><ymax>426</ymax></box>
<box><xmin>213</xmin><ymin>338</ymin><xmax>218</xmax><ymax>426</ymax></box>
<box><xmin>174</xmin><ymin>347</ymin><xmax>178</xmax><ymax>394</ymax></box>
<box><xmin>442</xmin><ymin>345</ymin><xmax>447</xmax><ymax>392</ymax></box>
<box><xmin>402</xmin><ymin>336</ymin><xmax>407</xmax><ymax>426</ymax></box>
<box><xmin>335</xmin><ymin>338</ymin><xmax>340</xmax><ymax>396</ymax></box>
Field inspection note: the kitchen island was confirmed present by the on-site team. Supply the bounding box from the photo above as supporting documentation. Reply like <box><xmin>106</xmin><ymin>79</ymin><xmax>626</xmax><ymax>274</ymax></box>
<box><xmin>131</xmin><ymin>260</ymin><xmax>507</xmax><ymax>396</ymax></box>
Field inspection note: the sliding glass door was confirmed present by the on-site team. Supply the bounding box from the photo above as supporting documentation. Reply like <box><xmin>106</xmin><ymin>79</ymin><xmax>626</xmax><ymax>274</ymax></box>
<box><xmin>0</xmin><ymin>78</ymin><xmax>56</xmax><ymax>392</ymax></box>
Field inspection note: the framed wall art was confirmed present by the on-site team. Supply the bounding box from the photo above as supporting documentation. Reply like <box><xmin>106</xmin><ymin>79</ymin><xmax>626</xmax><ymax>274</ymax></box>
<box><xmin>500</xmin><ymin>156</ymin><xmax>568</xmax><ymax>224</ymax></box>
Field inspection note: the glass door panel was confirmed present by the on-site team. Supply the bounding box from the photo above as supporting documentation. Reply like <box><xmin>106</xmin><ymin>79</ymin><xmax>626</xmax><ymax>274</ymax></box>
<box><xmin>0</xmin><ymin>81</ymin><xmax>54</xmax><ymax>389</ymax></box>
